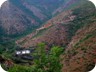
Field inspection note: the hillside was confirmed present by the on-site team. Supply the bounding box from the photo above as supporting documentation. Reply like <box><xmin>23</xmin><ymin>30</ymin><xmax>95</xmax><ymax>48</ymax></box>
<box><xmin>0</xmin><ymin>0</ymin><xmax>96</xmax><ymax>72</ymax></box>
<box><xmin>62</xmin><ymin>20</ymin><xmax>96</xmax><ymax>72</ymax></box>
<box><xmin>0</xmin><ymin>0</ymin><xmax>87</xmax><ymax>42</ymax></box>
<box><xmin>16</xmin><ymin>1</ymin><xmax>95</xmax><ymax>48</ymax></box>
<box><xmin>0</xmin><ymin>0</ymin><xmax>69</xmax><ymax>38</ymax></box>
<box><xmin>16</xmin><ymin>1</ymin><xmax>96</xmax><ymax>71</ymax></box>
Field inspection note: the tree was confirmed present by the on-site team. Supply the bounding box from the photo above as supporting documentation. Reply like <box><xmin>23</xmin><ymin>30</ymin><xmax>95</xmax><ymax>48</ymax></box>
<box><xmin>34</xmin><ymin>43</ymin><xmax>63</xmax><ymax>72</ymax></box>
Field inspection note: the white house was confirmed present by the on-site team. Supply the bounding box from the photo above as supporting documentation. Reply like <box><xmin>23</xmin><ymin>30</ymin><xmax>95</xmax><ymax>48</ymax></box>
<box><xmin>16</xmin><ymin>51</ymin><xmax>21</xmax><ymax>55</ymax></box>
<box><xmin>16</xmin><ymin>50</ymin><xmax>31</xmax><ymax>55</ymax></box>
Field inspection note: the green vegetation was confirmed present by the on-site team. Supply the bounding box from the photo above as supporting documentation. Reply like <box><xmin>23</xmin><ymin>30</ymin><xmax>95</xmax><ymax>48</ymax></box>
<box><xmin>0</xmin><ymin>41</ymin><xmax>16</xmax><ymax>59</ymax></box>
<box><xmin>9</xmin><ymin>65</ymin><xmax>35</xmax><ymax>72</ymax></box>
<box><xmin>0</xmin><ymin>45</ymin><xmax>5</xmax><ymax>54</ymax></box>
<box><xmin>8</xmin><ymin>43</ymin><xmax>63</xmax><ymax>72</ymax></box>
<box><xmin>10</xmin><ymin>0</ymin><xmax>42</xmax><ymax>23</ymax></box>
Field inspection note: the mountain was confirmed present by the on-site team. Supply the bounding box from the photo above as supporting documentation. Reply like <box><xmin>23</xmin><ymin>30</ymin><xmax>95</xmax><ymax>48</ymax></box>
<box><xmin>0</xmin><ymin>0</ymin><xmax>96</xmax><ymax>72</ymax></box>
<box><xmin>62</xmin><ymin>18</ymin><xmax>96</xmax><ymax>72</ymax></box>
<box><xmin>16</xmin><ymin>1</ymin><xmax>96</xmax><ymax>71</ymax></box>
<box><xmin>16</xmin><ymin>1</ymin><xmax>95</xmax><ymax>48</ymax></box>
<box><xmin>0</xmin><ymin>0</ymin><xmax>70</xmax><ymax>38</ymax></box>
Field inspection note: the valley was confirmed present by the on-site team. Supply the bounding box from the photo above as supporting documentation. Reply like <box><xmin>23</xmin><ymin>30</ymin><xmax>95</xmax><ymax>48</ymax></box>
<box><xmin>0</xmin><ymin>0</ymin><xmax>96</xmax><ymax>72</ymax></box>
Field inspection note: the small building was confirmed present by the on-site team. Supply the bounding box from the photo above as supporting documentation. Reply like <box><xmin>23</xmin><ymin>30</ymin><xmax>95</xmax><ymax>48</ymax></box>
<box><xmin>16</xmin><ymin>51</ymin><xmax>21</xmax><ymax>55</ymax></box>
<box><xmin>16</xmin><ymin>50</ymin><xmax>31</xmax><ymax>55</ymax></box>
<box><xmin>14</xmin><ymin>48</ymin><xmax>35</xmax><ymax>60</ymax></box>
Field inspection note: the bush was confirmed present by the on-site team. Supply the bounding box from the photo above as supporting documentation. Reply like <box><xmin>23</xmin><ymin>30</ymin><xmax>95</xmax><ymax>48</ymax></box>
<box><xmin>33</xmin><ymin>43</ymin><xmax>63</xmax><ymax>72</ymax></box>
<box><xmin>9</xmin><ymin>65</ymin><xmax>35</xmax><ymax>72</ymax></box>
